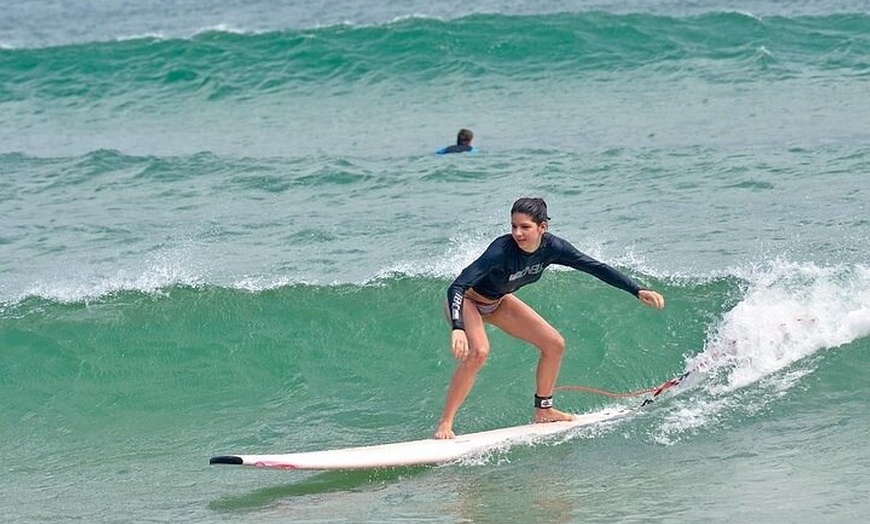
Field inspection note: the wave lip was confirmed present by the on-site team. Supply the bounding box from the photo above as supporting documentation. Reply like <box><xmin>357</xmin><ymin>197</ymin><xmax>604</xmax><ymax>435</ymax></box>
<box><xmin>2</xmin><ymin>12</ymin><xmax>866</xmax><ymax>102</ymax></box>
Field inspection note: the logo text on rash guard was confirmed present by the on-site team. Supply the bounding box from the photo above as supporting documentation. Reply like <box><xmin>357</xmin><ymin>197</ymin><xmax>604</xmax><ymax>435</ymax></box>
<box><xmin>508</xmin><ymin>263</ymin><xmax>544</xmax><ymax>282</ymax></box>
<box><xmin>451</xmin><ymin>292</ymin><xmax>463</xmax><ymax>320</ymax></box>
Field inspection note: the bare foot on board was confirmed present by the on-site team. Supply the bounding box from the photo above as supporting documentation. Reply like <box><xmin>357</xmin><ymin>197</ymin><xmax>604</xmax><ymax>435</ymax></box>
<box><xmin>434</xmin><ymin>422</ymin><xmax>456</xmax><ymax>439</ymax></box>
<box><xmin>534</xmin><ymin>407</ymin><xmax>575</xmax><ymax>424</ymax></box>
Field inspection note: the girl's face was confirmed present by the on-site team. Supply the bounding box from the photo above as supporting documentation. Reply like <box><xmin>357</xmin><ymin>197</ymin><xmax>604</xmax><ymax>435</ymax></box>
<box><xmin>511</xmin><ymin>212</ymin><xmax>547</xmax><ymax>253</ymax></box>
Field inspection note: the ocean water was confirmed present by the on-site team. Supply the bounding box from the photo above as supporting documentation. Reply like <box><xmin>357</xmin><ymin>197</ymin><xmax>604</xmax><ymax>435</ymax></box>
<box><xmin>2</xmin><ymin>1</ymin><xmax>869</xmax><ymax>522</ymax></box>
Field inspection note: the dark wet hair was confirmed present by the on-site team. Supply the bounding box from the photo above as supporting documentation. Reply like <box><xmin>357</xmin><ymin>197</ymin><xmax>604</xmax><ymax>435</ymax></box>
<box><xmin>457</xmin><ymin>128</ymin><xmax>473</xmax><ymax>145</ymax></box>
<box><xmin>511</xmin><ymin>197</ymin><xmax>550</xmax><ymax>225</ymax></box>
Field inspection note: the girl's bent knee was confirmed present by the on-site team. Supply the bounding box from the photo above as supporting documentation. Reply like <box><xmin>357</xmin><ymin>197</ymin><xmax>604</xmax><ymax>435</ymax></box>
<box><xmin>466</xmin><ymin>346</ymin><xmax>490</xmax><ymax>369</ymax></box>
<box><xmin>540</xmin><ymin>334</ymin><xmax>565</xmax><ymax>356</ymax></box>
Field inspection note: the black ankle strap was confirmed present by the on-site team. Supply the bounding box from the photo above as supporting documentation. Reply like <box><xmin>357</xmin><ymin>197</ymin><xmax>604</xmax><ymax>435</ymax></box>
<box><xmin>534</xmin><ymin>394</ymin><xmax>553</xmax><ymax>409</ymax></box>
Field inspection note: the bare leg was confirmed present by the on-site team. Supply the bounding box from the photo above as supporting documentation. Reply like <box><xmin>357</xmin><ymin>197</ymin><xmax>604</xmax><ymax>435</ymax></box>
<box><xmin>533</xmin><ymin>343</ymin><xmax>573</xmax><ymax>423</ymax></box>
<box><xmin>435</xmin><ymin>298</ymin><xmax>490</xmax><ymax>439</ymax></box>
<box><xmin>434</xmin><ymin>359</ymin><xmax>483</xmax><ymax>439</ymax></box>
<box><xmin>488</xmin><ymin>294</ymin><xmax>575</xmax><ymax>423</ymax></box>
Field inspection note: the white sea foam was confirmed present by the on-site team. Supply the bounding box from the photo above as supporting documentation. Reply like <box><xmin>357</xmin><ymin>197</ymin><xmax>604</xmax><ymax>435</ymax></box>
<box><xmin>654</xmin><ymin>261</ymin><xmax>870</xmax><ymax>441</ymax></box>
<box><xmin>10</xmin><ymin>249</ymin><xmax>206</xmax><ymax>305</ymax></box>
<box><xmin>698</xmin><ymin>261</ymin><xmax>869</xmax><ymax>390</ymax></box>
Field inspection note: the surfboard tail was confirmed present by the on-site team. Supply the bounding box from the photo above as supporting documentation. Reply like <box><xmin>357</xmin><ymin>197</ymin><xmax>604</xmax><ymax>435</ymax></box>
<box><xmin>209</xmin><ymin>455</ymin><xmax>243</xmax><ymax>465</ymax></box>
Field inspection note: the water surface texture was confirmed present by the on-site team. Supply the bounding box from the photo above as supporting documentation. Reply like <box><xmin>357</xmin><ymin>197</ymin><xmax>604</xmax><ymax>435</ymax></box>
<box><xmin>2</xmin><ymin>1</ymin><xmax>868</xmax><ymax>522</ymax></box>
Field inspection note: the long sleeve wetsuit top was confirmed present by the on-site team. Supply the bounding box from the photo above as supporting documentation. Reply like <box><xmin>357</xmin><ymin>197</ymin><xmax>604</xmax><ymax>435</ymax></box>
<box><xmin>447</xmin><ymin>233</ymin><xmax>641</xmax><ymax>331</ymax></box>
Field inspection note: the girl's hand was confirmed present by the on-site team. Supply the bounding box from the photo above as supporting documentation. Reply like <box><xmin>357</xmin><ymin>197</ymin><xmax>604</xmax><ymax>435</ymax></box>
<box><xmin>451</xmin><ymin>329</ymin><xmax>469</xmax><ymax>360</ymax></box>
<box><xmin>638</xmin><ymin>289</ymin><xmax>665</xmax><ymax>309</ymax></box>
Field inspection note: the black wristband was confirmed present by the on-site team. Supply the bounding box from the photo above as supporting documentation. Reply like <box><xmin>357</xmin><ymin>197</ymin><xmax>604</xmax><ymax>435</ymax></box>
<box><xmin>534</xmin><ymin>394</ymin><xmax>553</xmax><ymax>409</ymax></box>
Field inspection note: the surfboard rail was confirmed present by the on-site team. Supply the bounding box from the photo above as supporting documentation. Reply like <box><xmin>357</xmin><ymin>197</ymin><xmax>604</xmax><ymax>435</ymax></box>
<box><xmin>209</xmin><ymin>407</ymin><xmax>630</xmax><ymax>470</ymax></box>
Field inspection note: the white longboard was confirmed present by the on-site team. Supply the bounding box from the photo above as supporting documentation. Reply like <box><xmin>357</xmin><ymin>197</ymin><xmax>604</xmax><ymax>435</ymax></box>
<box><xmin>210</xmin><ymin>408</ymin><xmax>630</xmax><ymax>470</ymax></box>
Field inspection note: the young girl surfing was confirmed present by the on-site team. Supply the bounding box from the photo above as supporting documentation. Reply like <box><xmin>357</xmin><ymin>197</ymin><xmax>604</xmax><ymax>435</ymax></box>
<box><xmin>436</xmin><ymin>197</ymin><xmax>665</xmax><ymax>439</ymax></box>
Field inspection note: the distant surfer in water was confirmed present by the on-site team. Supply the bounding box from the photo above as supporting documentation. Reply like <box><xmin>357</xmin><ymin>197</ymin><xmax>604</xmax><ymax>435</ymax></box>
<box><xmin>435</xmin><ymin>197</ymin><xmax>665</xmax><ymax>439</ymax></box>
<box><xmin>436</xmin><ymin>128</ymin><xmax>477</xmax><ymax>155</ymax></box>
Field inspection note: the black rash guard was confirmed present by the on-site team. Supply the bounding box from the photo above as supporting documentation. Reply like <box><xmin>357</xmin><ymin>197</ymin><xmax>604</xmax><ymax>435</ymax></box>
<box><xmin>447</xmin><ymin>233</ymin><xmax>642</xmax><ymax>330</ymax></box>
<box><xmin>437</xmin><ymin>144</ymin><xmax>475</xmax><ymax>154</ymax></box>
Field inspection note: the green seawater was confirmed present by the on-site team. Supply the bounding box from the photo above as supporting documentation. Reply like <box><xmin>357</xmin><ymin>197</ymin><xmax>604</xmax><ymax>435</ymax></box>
<box><xmin>3</xmin><ymin>271</ymin><xmax>869</xmax><ymax>522</ymax></box>
<box><xmin>2</xmin><ymin>6</ymin><xmax>869</xmax><ymax>524</ymax></box>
